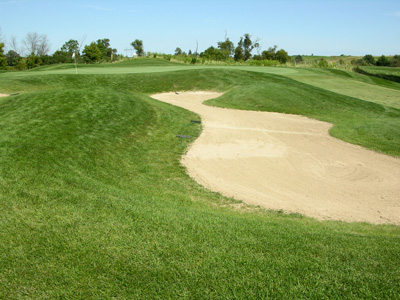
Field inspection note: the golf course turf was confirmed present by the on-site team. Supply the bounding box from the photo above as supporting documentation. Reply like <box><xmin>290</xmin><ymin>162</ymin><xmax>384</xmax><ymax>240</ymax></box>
<box><xmin>0</xmin><ymin>59</ymin><xmax>399</xmax><ymax>299</ymax></box>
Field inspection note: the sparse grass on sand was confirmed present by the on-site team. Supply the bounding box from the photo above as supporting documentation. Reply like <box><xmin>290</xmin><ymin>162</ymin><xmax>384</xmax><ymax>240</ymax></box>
<box><xmin>0</xmin><ymin>61</ymin><xmax>399</xmax><ymax>299</ymax></box>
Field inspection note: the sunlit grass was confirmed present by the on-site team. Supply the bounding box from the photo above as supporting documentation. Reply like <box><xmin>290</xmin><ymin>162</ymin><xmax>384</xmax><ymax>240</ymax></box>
<box><xmin>0</xmin><ymin>61</ymin><xmax>399</xmax><ymax>298</ymax></box>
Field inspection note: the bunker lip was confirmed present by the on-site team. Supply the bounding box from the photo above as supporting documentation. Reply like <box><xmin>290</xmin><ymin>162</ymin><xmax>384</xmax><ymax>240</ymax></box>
<box><xmin>151</xmin><ymin>91</ymin><xmax>400</xmax><ymax>225</ymax></box>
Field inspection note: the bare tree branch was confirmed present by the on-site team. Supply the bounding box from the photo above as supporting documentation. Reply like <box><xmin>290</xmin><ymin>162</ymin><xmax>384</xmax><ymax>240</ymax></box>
<box><xmin>23</xmin><ymin>32</ymin><xmax>50</xmax><ymax>56</ymax></box>
<box><xmin>9</xmin><ymin>36</ymin><xmax>19</xmax><ymax>53</ymax></box>
<box><xmin>37</xmin><ymin>34</ymin><xmax>50</xmax><ymax>56</ymax></box>
<box><xmin>23</xmin><ymin>32</ymin><xmax>40</xmax><ymax>55</ymax></box>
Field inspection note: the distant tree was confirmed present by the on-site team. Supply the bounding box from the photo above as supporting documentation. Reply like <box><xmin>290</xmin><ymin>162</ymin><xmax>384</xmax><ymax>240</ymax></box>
<box><xmin>174</xmin><ymin>47</ymin><xmax>182</xmax><ymax>56</ymax></box>
<box><xmin>294</xmin><ymin>55</ymin><xmax>304</xmax><ymax>64</ymax></box>
<box><xmin>9</xmin><ymin>35</ymin><xmax>19</xmax><ymax>53</ymax></box>
<box><xmin>82</xmin><ymin>42</ymin><xmax>102</xmax><ymax>63</ymax></box>
<box><xmin>61</xmin><ymin>39</ymin><xmax>79</xmax><ymax>55</ymax></box>
<box><xmin>52</xmin><ymin>50</ymin><xmax>70</xmax><ymax>63</ymax></box>
<box><xmin>0</xmin><ymin>43</ymin><xmax>6</xmax><ymax>69</ymax></box>
<box><xmin>233</xmin><ymin>34</ymin><xmax>259</xmax><ymax>61</ymax></box>
<box><xmin>97</xmin><ymin>38</ymin><xmax>113</xmax><ymax>60</ymax></box>
<box><xmin>275</xmin><ymin>49</ymin><xmax>290</xmax><ymax>64</ymax></box>
<box><xmin>26</xmin><ymin>53</ymin><xmax>42</xmax><ymax>69</ymax></box>
<box><xmin>23</xmin><ymin>32</ymin><xmax>40</xmax><ymax>55</ymax></box>
<box><xmin>218</xmin><ymin>36</ymin><xmax>234</xmax><ymax>59</ymax></box>
<box><xmin>234</xmin><ymin>46</ymin><xmax>244</xmax><ymax>61</ymax></box>
<box><xmin>6</xmin><ymin>50</ymin><xmax>20</xmax><ymax>66</ymax></box>
<box><xmin>37</xmin><ymin>34</ymin><xmax>50</xmax><ymax>56</ymax></box>
<box><xmin>131</xmin><ymin>39</ymin><xmax>144</xmax><ymax>57</ymax></box>
<box><xmin>391</xmin><ymin>55</ymin><xmax>400</xmax><ymax>67</ymax></box>
<box><xmin>23</xmin><ymin>32</ymin><xmax>50</xmax><ymax>56</ymax></box>
<box><xmin>243</xmin><ymin>34</ymin><xmax>253</xmax><ymax>60</ymax></box>
<box><xmin>376</xmin><ymin>55</ymin><xmax>390</xmax><ymax>66</ymax></box>
<box><xmin>200</xmin><ymin>46</ymin><xmax>225</xmax><ymax>61</ymax></box>
<box><xmin>363</xmin><ymin>54</ymin><xmax>375</xmax><ymax>65</ymax></box>
<box><xmin>111</xmin><ymin>48</ymin><xmax>117</xmax><ymax>61</ymax></box>
<box><xmin>262</xmin><ymin>45</ymin><xmax>277</xmax><ymax>60</ymax></box>
<box><xmin>40</xmin><ymin>55</ymin><xmax>55</xmax><ymax>65</ymax></box>
<box><xmin>16</xmin><ymin>58</ymin><xmax>27</xmax><ymax>70</ymax></box>
<box><xmin>188</xmin><ymin>49</ymin><xmax>192</xmax><ymax>56</ymax></box>
<box><xmin>52</xmin><ymin>39</ymin><xmax>80</xmax><ymax>63</ymax></box>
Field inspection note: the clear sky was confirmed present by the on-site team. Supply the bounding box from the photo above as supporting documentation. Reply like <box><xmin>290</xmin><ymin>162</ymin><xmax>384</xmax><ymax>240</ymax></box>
<box><xmin>0</xmin><ymin>0</ymin><xmax>399</xmax><ymax>56</ymax></box>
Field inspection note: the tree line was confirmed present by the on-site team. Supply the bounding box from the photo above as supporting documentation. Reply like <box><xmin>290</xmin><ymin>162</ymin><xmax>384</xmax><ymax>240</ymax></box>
<box><xmin>356</xmin><ymin>54</ymin><xmax>400</xmax><ymax>67</ymax></box>
<box><xmin>0</xmin><ymin>28</ymin><xmax>128</xmax><ymax>70</ymax></box>
<box><xmin>173</xmin><ymin>33</ymin><xmax>290</xmax><ymax>64</ymax></box>
<box><xmin>1</xmin><ymin>27</ymin><xmax>399</xmax><ymax>70</ymax></box>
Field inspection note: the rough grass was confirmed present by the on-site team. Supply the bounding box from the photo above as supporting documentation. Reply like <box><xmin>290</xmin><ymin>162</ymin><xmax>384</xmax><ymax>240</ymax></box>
<box><xmin>0</xmin><ymin>62</ymin><xmax>399</xmax><ymax>299</ymax></box>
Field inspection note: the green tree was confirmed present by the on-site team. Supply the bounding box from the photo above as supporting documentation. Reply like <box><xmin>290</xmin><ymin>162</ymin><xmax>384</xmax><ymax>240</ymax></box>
<box><xmin>97</xmin><ymin>38</ymin><xmax>113</xmax><ymax>60</ymax></box>
<box><xmin>363</xmin><ymin>54</ymin><xmax>375</xmax><ymax>65</ymax></box>
<box><xmin>200</xmin><ymin>46</ymin><xmax>224</xmax><ymax>61</ymax></box>
<box><xmin>26</xmin><ymin>53</ymin><xmax>42</xmax><ymax>69</ymax></box>
<box><xmin>391</xmin><ymin>55</ymin><xmax>400</xmax><ymax>67</ymax></box>
<box><xmin>243</xmin><ymin>34</ymin><xmax>253</xmax><ymax>60</ymax></box>
<box><xmin>234</xmin><ymin>46</ymin><xmax>244</xmax><ymax>61</ymax></box>
<box><xmin>82</xmin><ymin>42</ymin><xmax>102</xmax><ymax>63</ymax></box>
<box><xmin>233</xmin><ymin>34</ymin><xmax>259</xmax><ymax>61</ymax></box>
<box><xmin>61</xmin><ymin>39</ymin><xmax>79</xmax><ymax>55</ymax></box>
<box><xmin>262</xmin><ymin>45</ymin><xmax>277</xmax><ymax>60</ymax></box>
<box><xmin>376</xmin><ymin>55</ymin><xmax>390</xmax><ymax>66</ymax></box>
<box><xmin>131</xmin><ymin>39</ymin><xmax>144</xmax><ymax>57</ymax></box>
<box><xmin>275</xmin><ymin>49</ymin><xmax>290</xmax><ymax>64</ymax></box>
<box><xmin>0</xmin><ymin>42</ymin><xmax>7</xmax><ymax>69</ymax></box>
<box><xmin>52</xmin><ymin>50</ymin><xmax>70</xmax><ymax>63</ymax></box>
<box><xmin>174</xmin><ymin>47</ymin><xmax>182</xmax><ymax>56</ymax></box>
<box><xmin>53</xmin><ymin>39</ymin><xmax>80</xmax><ymax>64</ymax></box>
<box><xmin>16</xmin><ymin>58</ymin><xmax>27</xmax><ymax>70</ymax></box>
<box><xmin>294</xmin><ymin>55</ymin><xmax>304</xmax><ymax>64</ymax></box>
<box><xmin>218</xmin><ymin>37</ymin><xmax>234</xmax><ymax>59</ymax></box>
<box><xmin>6</xmin><ymin>50</ymin><xmax>21</xmax><ymax>66</ymax></box>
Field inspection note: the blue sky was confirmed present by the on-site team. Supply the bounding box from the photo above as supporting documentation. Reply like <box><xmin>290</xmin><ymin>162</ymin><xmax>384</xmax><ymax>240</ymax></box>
<box><xmin>0</xmin><ymin>0</ymin><xmax>399</xmax><ymax>56</ymax></box>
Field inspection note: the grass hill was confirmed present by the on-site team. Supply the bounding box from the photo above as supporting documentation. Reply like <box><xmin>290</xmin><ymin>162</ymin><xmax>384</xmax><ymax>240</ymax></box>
<box><xmin>0</xmin><ymin>60</ymin><xmax>399</xmax><ymax>299</ymax></box>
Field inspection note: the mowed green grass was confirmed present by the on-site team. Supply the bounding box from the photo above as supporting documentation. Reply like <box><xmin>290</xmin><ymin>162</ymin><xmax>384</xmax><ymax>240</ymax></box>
<box><xmin>0</xmin><ymin>62</ymin><xmax>399</xmax><ymax>299</ymax></box>
<box><xmin>361</xmin><ymin>66</ymin><xmax>400</xmax><ymax>77</ymax></box>
<box><xmin>8</xmin><ymin>58</ymin><xmax>400</xmax><ymax>109</ymax></box>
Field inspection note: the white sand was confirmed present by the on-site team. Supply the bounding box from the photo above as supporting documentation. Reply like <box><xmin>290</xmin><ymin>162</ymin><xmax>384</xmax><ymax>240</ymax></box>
<box><xmin>152</xmin><ymin>91</ymin><xmax>400</xmax><ymax>225</ymax></box>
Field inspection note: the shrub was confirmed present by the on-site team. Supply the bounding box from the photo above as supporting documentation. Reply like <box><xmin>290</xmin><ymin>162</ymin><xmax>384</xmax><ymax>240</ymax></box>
<box><xmin>363</xmin><ymin>54</ymin><xmax>375</xmax><ymax>65</ymax></box>
<box><xmin>317</xmin><ymin>58</ymin><xmax>329</xmax><ymax>68</ymax></box>
<box><xmin>275</xmin><ymin>49</ymin><xmax>290</xmax><ymax>64</ymax></box>
<box><xmin>376</xmin><ymin>55</ymin><xmax>390</xmax><ymax>66</ymax></box>
<box><xmin>294</xmin><ymin>55</ymin><xmax>304</xmax><ymax>64</ymax></box>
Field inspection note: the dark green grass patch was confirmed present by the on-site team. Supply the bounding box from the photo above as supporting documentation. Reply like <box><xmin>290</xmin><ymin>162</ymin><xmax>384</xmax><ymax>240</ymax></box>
<box><xmin>356</xmin><ymin>66</ymin><xmax>400</xmax><ymax>84</ymax></box>
<box><xmin>0</xmin><ymin>67</ymin><xmax>399</xmax><ymax>298</ymax></box>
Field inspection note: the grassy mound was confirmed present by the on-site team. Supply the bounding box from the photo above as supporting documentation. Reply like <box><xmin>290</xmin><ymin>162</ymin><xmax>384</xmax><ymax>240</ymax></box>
<box><xmin>0</xmin><ymin>61</ymin><xmax>399</xmax><ymax>298</ymax></box>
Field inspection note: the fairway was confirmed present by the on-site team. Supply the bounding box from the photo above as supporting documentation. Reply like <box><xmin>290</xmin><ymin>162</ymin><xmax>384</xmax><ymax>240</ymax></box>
<box><xmin>0</xmin><ymin>60</ymin><xmax>399</xmax><ymax>299</ymax></box>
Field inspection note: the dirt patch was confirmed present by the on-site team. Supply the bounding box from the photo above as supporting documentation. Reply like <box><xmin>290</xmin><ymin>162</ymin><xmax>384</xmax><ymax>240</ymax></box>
<box><xmin>151</xmin><ymin>91</ymin><xmax>400</xmax><ymax>225</ymax></box>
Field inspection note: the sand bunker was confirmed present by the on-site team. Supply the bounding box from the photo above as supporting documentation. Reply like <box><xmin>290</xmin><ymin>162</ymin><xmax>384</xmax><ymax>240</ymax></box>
<box><xmin>0</xmin><ymin>94</ymin><xmax>9</xmax><ymax>97</ymax></box>
<box><xmin>151</xmin><ymin>91</ymin><xmax>400</xmax><ymax>225</ymax></box>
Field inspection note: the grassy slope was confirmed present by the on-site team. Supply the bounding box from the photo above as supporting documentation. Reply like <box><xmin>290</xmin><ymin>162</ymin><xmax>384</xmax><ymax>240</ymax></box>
<box><xmin>229</xmin><ymin>66</ymin><xmax>400</xmax><ymax>109</ymax></box>
<box><xmin>0</xmin><ymin>64</ymin><xmax>399</xmax><ymax>298</ymax></box>
<box><xmin>6</xmin><ymin>58</ymin><xmax>400</xmax><ymax>108</ymax></box>
<box><xmin>361</xmin><ymin>66</ymin><xmax>400</xmax><ymax>76</ymax></box>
